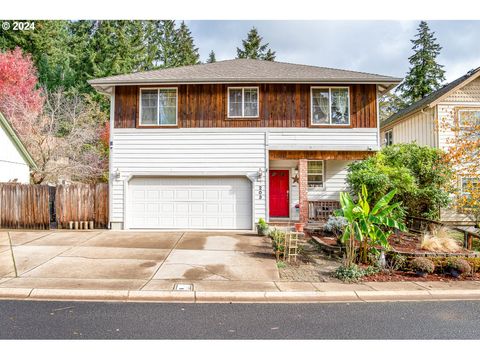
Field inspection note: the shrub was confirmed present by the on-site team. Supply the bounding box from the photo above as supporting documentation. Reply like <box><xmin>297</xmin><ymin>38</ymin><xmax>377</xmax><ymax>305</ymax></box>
<box><xmin>421</xmin><ymin>227</ymin><xmax>461</xmax><ymax>252</ymax></box>
<box><xmin>276</xmin><ymin>261</ymin><xmax>287</xmax><ymax>269</ymax></box>
<box><xmin>448</xmin><ymin>258</ymin><xmax>472</xmax><ymax>275</ymax></box>
<box><xmin>334</xmin><ymin>264</ymin><xmax>379</xmax><ymax>282</ymax></box>
<box><xmin>323</xmin><ymin>216</ymin><xmax>348</xmax><ymax>237</ymax></box>
<box><xmin>411</xmin><ymin>257</ymin><xmax>435</xmax><ymax>274</ymax></box>
<box><xmin>269</xmin><ymin>228</ymin><xmax>286</xmax><ymax>252</ymax></box>
<box><xmin>346</xmin><ymin>143</ymin><xmax>453</xmax><ymax>220</ymax></box>
<box><xmin>384</xmin><ymin>252</ymin><xmax>407</xmax><ymax>271</ymax></box>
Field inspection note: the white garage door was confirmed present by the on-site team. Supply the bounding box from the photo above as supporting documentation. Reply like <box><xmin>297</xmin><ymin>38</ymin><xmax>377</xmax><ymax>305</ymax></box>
<box><xmin>128</xmin><ymin>177</ymin><xmax>252</xmax><ymax>229</ymax></box>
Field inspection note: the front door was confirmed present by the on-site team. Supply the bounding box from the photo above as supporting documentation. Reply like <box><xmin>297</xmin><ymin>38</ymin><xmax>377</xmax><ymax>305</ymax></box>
<box><xmin>269</xmin><ymin>170</ymin><xmax>289</xmax><ymax>217</ymax></box>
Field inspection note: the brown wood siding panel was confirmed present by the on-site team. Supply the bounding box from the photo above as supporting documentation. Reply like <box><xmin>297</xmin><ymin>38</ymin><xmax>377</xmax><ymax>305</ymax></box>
<box><xmin>269</xmin><ymin>150</ymin><xmax>374</xmax><ymax>160</ymax></box>
<box><xmin>114</xmin><ymin>83</ymin><xmax>377</xmax><ymax>128</ymax></box>
<box><xmin>114</xmin><ymin>86</ymin><xmax>137</xmax><ymax>128</ymax></box>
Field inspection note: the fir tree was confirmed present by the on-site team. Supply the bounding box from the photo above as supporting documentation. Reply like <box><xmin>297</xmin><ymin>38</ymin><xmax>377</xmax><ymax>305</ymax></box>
<box><xmin>396</xmin><ymin>21</ymin><xmax>445</xmax><ymax>104</ymax></box>
<box><xmin>206</xmin><ymin>50</ymin><xmax>216</xmax><ymax>63</ymax></box>
<box><xmin>236</xmin><ymin>27</ymin><xmax>276</xmax><ymax>61</ymax></box>
<box><xmin>176</xmin><ymin>21</ymin><xmax>200</xmax><ymax>66</ymax></box>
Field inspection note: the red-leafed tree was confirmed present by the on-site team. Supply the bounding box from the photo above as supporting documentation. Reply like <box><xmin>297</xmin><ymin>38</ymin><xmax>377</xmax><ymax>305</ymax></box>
<box><xmin>0</xmin><ymin>47</ymin><xmax>44</xmax><ymax>127</ymax></box>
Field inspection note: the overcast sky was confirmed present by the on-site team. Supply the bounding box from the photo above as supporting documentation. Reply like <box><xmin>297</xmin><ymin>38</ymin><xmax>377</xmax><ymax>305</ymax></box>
<box><xmin>185</xmin><ymin>20</ymin><xmax>480</xmax><ymax>82</ymax></box>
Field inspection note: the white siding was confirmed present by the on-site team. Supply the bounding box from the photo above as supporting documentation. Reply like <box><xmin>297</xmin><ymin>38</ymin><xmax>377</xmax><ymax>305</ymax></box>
<box><xmin>268</xmin><ymin>128</ymin><xmax>378</xmax><ymax>151</ymax></box>
<box><xmin>381</xmin><ymin>107</ymin><xmax>436</xmax><ymax>147</ymax></box>
<box><xmin>0</xmin><ymin>126</ymin><xmax>30</xmax><ymax>183</ymax></box>
<box><xmin>112</xmin><ymin>129</ymin><xmax>266</xmax><ymax>225</ymax></box>
<box><xmin>309</xmin><ymin>160</ymin><xmax>352</xmax><ymax>201</ymax></box>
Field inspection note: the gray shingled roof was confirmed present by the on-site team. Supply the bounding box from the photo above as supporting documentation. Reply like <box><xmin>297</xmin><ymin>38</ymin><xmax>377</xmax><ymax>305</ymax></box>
<box><xmin>381</xmin><ymin>67</ymin><xmax>480</xmax><ymax>128</ymax></box>
<box><xmin>88</xmin><ymin>58</ymin><xmax>401</xmax><ymax>86</ymax></box>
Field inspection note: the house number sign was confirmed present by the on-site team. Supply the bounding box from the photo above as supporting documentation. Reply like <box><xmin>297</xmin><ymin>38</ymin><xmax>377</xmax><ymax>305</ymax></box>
<box><xmin>258</xmin><ymin>185</ymin><xmax>263</xmax><ymax>199</ymax></box>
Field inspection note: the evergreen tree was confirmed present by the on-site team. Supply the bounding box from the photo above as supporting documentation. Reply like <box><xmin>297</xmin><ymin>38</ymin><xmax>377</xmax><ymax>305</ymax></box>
<box><xmin>379</xmin><ymin>91</ymin><xmax>407</xmax><ymax>121</ymax></box>
<box><xmin>236</xmin><ymin>27</ymin><xmax>276</xmax><ymax>61</ymax></box>
<box><xmin>396</xmin><ymin>21</ymin><xmax>445</xmax><ymax>104</ymax></box>
<box><xmin>0</xmin><ymin>20</ymin><xmax>75</xmax><ymax>90</ymax></box>
<box><xmin>176</xmin><ymin>21</ymin><xmax>200</xmax><ymax>66</ymax></box>
<box><xmin>206</xmin><ymin>50</ymin><xmax>216</xmax><ymax>63</ymax></box>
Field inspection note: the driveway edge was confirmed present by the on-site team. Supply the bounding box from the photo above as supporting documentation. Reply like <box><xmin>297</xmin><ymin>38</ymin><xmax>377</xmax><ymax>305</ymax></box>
<box><xmin>1</xmin><ymin>288</ymin><xmax>480</xmax><ymax>303</ymax></box>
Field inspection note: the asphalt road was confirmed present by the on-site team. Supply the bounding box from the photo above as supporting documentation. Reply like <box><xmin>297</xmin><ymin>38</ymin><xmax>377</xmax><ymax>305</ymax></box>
<box><xmin>1</xmin><ymin>300</ymin><xmax>480</xmax><ymax>339</ymax></box>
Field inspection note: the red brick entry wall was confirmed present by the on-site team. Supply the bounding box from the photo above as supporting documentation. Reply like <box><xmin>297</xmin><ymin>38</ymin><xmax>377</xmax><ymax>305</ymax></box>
<box><xmin>298</xmin><ymin>159</ymin><xmax>308</xmax><ymax>223</ymax></box>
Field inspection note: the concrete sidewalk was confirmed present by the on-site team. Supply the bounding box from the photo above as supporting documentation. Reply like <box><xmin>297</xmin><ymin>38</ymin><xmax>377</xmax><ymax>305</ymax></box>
<box><xmin>1</xmin><ymin>278</ymin><xmax>480</xmax><ymax>303</ymax></box>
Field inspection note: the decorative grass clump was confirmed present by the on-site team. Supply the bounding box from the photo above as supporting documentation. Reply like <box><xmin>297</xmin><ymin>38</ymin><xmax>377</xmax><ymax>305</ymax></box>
<box><xmin>421</xmin><ymin>227</ymin><xmax>461</xmax><ymax>252</ymax></box>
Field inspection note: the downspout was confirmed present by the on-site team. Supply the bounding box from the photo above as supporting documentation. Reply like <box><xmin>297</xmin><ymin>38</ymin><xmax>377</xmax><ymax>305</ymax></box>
<box><xmin>108</xmin><ymin>87</ymin><xmax>115</xmax><ymax>229</ymax></box>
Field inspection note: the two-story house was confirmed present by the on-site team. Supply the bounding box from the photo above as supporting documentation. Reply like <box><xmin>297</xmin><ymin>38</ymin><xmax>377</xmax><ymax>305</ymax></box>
<box><xmin>380</xmin><ymin>66</ymin><xmax>480</xmax><ymax>224</ymax></box>
<box><xmin>89</xmin><ymin>59</ymin><xmax>400</xmax><ymax>230</ymax></box>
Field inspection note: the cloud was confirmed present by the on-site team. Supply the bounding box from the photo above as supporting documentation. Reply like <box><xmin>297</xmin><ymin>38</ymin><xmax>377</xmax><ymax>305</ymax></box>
<box><xmin>186</xmin><ymin>20</ymin><xmax>480</xmax><ymax>82</ymax></box>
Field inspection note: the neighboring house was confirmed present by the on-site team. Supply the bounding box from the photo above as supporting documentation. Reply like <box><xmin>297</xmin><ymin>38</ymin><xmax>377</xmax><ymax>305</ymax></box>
<box><xmin>380</xmin><ymin>66</ymin><xmax>480</xmax><ymax>224</ymax></box>
<box><xmin>89</xmin><ymin>59</ymin><xmax>400</xmax><ymax>230</ymax></box>
<box><xmin>0</xmin><ymin>112</ymin><xmax>36</xmax><ymax>184</ymax></box>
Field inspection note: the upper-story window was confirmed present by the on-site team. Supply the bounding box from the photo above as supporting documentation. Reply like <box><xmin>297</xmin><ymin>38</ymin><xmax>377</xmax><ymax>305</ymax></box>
<box><xmin>139</xmin><ymin>88</ymin><xmax>177</xmax><ymax>126</ymax></box>
<box><xmin>461</xmin><ymin>177</ymin><xmax>480</xmax><ymax>196</ymax></box>
<box><xmin>458</xmin><ymin>109</ymin><xmax>480</xmax><ymax>135</ymax></box>
<box><xmin>228</xmin><ymin>87</ymin><xmax>259</xmax><ymax>118</ymax></box>
<box><xmin>384</xmin><ymin>129</ymin><xmax>393</xmax><ymax>146</ymax></box>
<box><xmin>311</xmin><ymin>87</ymin><xmax>350</xmax><ymax>125</ymax></box>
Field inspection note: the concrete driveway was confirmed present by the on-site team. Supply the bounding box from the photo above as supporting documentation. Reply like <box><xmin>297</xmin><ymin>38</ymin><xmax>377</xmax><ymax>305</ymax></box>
<box><xmin>0</xmin><ymin>230</ymin><xmax>279</xmax><ymax>291</ymax></box>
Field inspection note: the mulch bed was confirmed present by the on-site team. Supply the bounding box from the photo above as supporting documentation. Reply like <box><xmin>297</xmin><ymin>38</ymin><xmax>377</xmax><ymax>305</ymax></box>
<box><xmin>363</xmin><ymin>271</ymin><xmax>480</xmax><ymax>282</ymax></box>
<box><xmin>388</xmin><ymin>232</ymin><xmax>472</xmax><ymax>255</ymax></box>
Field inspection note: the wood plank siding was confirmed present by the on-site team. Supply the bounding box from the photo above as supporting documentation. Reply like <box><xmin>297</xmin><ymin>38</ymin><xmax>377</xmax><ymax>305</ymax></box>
<box><xmin>114</xmin><ymin>84</ymin><xmax>377</xmax><ymax>129</ymax></box>
<box><xmin>269</xmin><ymin>150</ymin><xmax>373</xmax><ymax>160</ymax></box>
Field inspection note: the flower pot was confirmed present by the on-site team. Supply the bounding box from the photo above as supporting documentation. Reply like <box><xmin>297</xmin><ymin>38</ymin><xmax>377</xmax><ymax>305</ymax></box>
<box><xmin>294</xmin><ymin>223</ymin><xmax>304</xmax><ymax>232</ymax></box>
<box><xmin>257</xmin><ymin>227</ymin><xmax>269</xmax><ymax>236</ymax></box>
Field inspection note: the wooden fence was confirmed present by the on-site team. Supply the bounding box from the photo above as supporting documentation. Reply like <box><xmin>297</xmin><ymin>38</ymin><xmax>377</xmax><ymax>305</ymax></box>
<box><xmin>0</xmin><ymin>183</ymin><xmax>50</xmax><ymax>229</ymax></box>
<box><xmin>0</xmin><ymin>183</ymin><xmax>108</xmax><ymax>230</ymax></box>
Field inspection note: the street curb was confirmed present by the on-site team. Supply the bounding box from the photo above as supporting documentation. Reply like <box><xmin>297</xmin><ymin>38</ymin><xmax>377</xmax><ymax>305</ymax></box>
<box><xmin>1</xmin><ymin>287</ymin><xmax>480</xmax><ymax>303</ymax></box>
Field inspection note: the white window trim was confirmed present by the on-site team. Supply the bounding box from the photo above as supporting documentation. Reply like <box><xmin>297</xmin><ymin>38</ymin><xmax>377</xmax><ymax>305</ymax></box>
<box><xmin>458</xmin><ymin>108</ymin><xmax>480</xmax><ymax>128</ymax></box>
<box><xmin>307</xmin><ymin>160</ymin><xmax>325</xmax><ymax>190</ymax></box>
<box><xmin>310</xmin><ymin>86</ymin><xmax>351</xmax><ymax>126</ymax></box>
<box><xmin>385</xmin><ymin>129</ymin><xmax>393</xmax><ymax>146</ymax></box>
<box><xmin>460</xmin><ymin>176</ymin><xmax>480</xmax><ymax>196</ymax></box>
<box><xmin>139</xmin><ymin>87</ymin><xmax>178</xmax><ymax>126</ymax></box>
<box><xmin>227</xmin><ymin>86</ymin><xmax>260</xmax><ymax>118</ymax></box>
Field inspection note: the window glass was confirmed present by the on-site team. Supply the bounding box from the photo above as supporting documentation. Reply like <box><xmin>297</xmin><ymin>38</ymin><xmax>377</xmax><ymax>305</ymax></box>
<box><xmin>385</xmin><ymin>130</ymin><xmax>393</xmax><ymax>146</ymax></box>
<box><xmin>459</xmin><ymin>110</ymin><xmax>480</xmax><ymax>128</ymax></box>
<box><xmin>307</xmin><ymin>161</ymin><xmax>324</xmax><ymax>188</ymax></box>
<box><xmin>331</xmin><ymin>88</ymin><xmax>350</xmax><ymax>124</ymax></box>
<box><xmin>462</xmin><ymin>177</ymin><xmax>480</xmax><ymax>196</ymax></box>
<box><xmin>140</xmin><ymin>89</ymin><xmax>158</xmax><ymax>125</ymax></box>
<box><xmin>311</xmin><ymin>88</ymin><xmax>330</xmax><ymax>125</ymax></box>
<box><xmin>229</xmin><ymin>88</ymin><xmax>243</xmax><ymax>117</ymax></box>
<box><xmin>244</xmin><ymin>88</ymin><xmax>258</xmax><ymax>117</ymax></box>
<box><xmin>159</xmin><ymin>89</ymin><xmax>177</xmax><ymax>125</ymax></box>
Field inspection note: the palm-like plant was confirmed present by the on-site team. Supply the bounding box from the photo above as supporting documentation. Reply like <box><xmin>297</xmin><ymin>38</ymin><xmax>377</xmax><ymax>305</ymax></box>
<box><xmin>337</xmin><ymin>185</ymin><xmax>407</xmax><ymax>265</ymax></box>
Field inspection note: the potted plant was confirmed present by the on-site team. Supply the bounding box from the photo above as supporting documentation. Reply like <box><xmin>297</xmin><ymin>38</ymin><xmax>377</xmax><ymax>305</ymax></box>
<box><xmin>256</xmin><ymin>218</ymin><xmax>269</xmax><ymax>236</ymax></box>
<box><xmin>411</xmin><ymin>257</ymin><xmax>435</xmax><ymax>277</ymax></box>
<box><xmin>447</xmin><ymin>258</ymin><xmax>472</xmax><ymax>278</ymax></box>
<box><xmin>294</xmin><ymin>222</ymin><xmax>304</xmax><ymax>232</ymax></box>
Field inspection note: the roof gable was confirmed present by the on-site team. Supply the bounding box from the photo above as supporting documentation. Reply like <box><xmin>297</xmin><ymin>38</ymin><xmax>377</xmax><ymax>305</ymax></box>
<box><xmin>381</xmin><ymin>66</ymin><xmax>480</xmax><ymax>129</ymax></box>
<box><xmin>0</xmin><ymin>112</ymin><xmax>37</xmax><ymax>169</ymax></box>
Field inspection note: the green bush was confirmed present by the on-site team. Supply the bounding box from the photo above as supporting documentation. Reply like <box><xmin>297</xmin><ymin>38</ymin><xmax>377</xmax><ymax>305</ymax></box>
<box><xmin>269</xmin><ymin>228</ymin><xmax>286</xmax><ymax>252</ymax></box>
<box><xmin>334</xmin><ymin>264</ymin><xmax>379</xmax><ymax>282</ymax></box>
<box><xmin>346</xmin><ymin>143</ymin><xmax>453</xmax><ymax>220</ymax></box>
<box><xmin>411</xmin><ymin>257</ymin><xmax>435</xmax><ymax>274</ymax></box>
<box><xmin>447</xmin><ymin>258</ymin><xmax>472</xmax><ymax>275</ymax></box>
